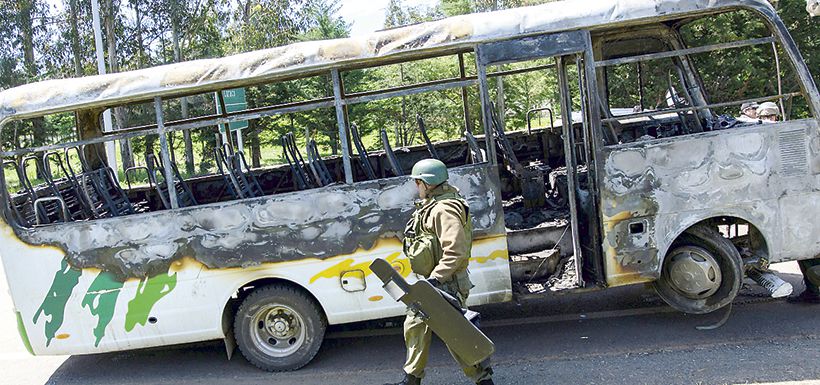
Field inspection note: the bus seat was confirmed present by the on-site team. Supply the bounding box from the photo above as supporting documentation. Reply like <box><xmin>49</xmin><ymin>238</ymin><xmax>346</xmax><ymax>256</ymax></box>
<box><xmin>44</xmin><ymin>150</ymin><xmax>94</xmax><ymax>221</ymax></box>
<box><xmin>416</xmin><ymin>115</ymin><xmax>440</xmax><ymax>159</ymax></box>
<box><xmin>215</xmin><ymin>144</ymin><xmax>264</xmax><ymax>199</ymax></box>
<box><xmin>281</xmin><ymin>133</ymin><xmax>314</xmax><ymax>190</ymax></box>
<box><xmin>145</xmin><ymin>153</ymin><xmax>198</xmax><ymax>209</ymax></box>
<box><xmin>464</xmin><ymin>131</ymin><xmax>485</xmax><ymax>163</ymax></box>
<box><xmin>306</xmin><ymin>139</ymin><xmax>335</xmax><ymax>186</ymax></box>
<box><xmin>21</xmin><ymin>155</ymin><xmax>70</xmax><ymax>225</ymax></box>
<box><xmin>350</xmin><ymin>123</ymin><xmax>377</xmax><ymax>180</ymax></box>
<box><xmin>3</xmin><ymin>159</ymin><xmax>37</xmax><ymax>227</ymax></box>
<box><xmin>380</xmin><ymin>128</ymin><xmax>404</xmax><ymax>177</ymax></box>
<box><xmin>65</xmin><ymin>145</ymin><xmax>137</xmax><ymax>218</ymax></box>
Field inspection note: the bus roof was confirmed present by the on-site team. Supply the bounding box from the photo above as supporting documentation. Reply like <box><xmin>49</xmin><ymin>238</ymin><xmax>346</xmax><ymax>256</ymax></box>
<box><xmin>0</xmin><ymin>0</ymin><xmax>774</xmax><ymax>123</ymax></box>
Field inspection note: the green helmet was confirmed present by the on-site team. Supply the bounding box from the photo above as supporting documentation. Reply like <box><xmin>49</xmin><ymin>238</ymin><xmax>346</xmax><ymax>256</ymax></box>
<box><xmin>411</xmin><ymin>158</ymin><xmax>448</xmax><ymax>185</ymax></box>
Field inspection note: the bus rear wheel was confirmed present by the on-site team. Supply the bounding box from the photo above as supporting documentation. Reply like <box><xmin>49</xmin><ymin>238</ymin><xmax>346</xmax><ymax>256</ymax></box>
<box><xmin>653</xmin><ymin>225</ymin><xmax>743</xmax><ymax>314</ymax></box>
<box><xmin>234</xmin><ymin>284</ymin><xmax>326</xmax><ymax>371</ymax></box>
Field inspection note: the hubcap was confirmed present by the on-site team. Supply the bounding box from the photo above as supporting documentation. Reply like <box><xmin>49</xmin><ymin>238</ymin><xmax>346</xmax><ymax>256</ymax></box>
<box><xmin>250</xmin><ymin>304</ymin><xmax>306</xmax><ymax>357</ymax></box>
<box><xmin>666</xmin><ymin>246</ymin><xmax>722</xmax><ymax>299</ymax></box>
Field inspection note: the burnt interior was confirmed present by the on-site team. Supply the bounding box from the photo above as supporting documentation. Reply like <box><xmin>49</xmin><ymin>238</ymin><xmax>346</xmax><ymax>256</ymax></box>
<box><xmin>2</xmin><ymin>9</ymin><xmax>804</xmax><ymax>295</ymax></box>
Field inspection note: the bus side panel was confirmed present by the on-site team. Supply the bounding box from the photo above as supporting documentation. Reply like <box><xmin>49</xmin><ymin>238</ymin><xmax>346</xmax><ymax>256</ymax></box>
<box><xmin>0</xmin><ymin>163</ymin><xmax>510</xmax><ymax>355</ymax></box>
<box><xmin>599</xmin><ymin>121</ymin><xmax>819</xmax><ymax>287</ymax></box>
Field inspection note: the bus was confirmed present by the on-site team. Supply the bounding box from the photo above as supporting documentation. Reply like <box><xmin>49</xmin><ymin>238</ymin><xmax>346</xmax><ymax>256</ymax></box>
<box><xmin>1</xmin><ymin>0</ymin><xmax>818</xmax><ymax>372</ymax></box>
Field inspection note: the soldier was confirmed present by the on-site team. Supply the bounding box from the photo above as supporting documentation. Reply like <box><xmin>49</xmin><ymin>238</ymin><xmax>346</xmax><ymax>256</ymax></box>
<box><xmin>385</xmin><ymin>158</ymin><xmax>494</xmax><ymax>385</ymax></box>
<box><xmin>737</xmin><ymin>102</ymin><xmax>759</xmax><ymax>122</ymax></box>
<box><xmin>790</xmin><ymin>259</ymin><xmax>820</xmax><ymax>304</ymax></box>
<box><xmin>756</xmin><ymin>101</ymin><xmax>780</xmax><ymax>122</ymax></box>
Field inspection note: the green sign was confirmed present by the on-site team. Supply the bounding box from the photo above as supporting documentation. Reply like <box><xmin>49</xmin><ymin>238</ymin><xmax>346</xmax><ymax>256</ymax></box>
<box><xmin>216</xmin><ymin>88</ymin><xmax>248</xmax><ymax>132</ymax></box>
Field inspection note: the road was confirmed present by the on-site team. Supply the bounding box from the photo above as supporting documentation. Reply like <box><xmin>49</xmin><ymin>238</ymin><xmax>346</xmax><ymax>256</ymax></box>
<box><xmin>0</xmin><ymin>262</ymin><xmax>817</xmax><ymax>385</ymax></box>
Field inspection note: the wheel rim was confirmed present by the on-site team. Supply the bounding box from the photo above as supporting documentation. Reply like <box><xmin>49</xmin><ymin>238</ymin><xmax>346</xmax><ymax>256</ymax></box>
<box><xmin>249</xmin><ymin>304</ymin><xmax>306</xmax><ymax>358</ymax></box>
<box><xmin>666</xmin><ymin>246</ymin><xmax>722</xmax><ymax>299</ymax></box>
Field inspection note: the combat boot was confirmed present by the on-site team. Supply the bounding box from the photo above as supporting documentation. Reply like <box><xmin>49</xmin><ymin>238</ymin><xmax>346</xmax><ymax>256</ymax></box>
<box><xmin>477</xmin><ymin>380</ymin><xmax>495</xmax><ymax>385</ymax></box>
<box><xmin>383</xmin><ymin>373</ymin><xmax>421</xmax><ymax>385</ymax></box>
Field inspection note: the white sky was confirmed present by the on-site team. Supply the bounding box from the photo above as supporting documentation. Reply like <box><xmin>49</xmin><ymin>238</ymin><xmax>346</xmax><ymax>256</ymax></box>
<box><xmin>339</xmin><ymin>0</ymin><xmax>439</xmax><ymax>36</ymax></box>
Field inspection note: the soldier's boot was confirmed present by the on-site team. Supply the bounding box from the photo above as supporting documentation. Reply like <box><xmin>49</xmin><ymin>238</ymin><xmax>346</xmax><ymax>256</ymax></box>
<box><xmin>477</xmin><ymin>380</ymin><xmax>495</xmax><ymax>385</ymax></box>
<box><xmin>383</xmin><ymin>373</ymin><xmax>421</xmax><ymax>385</ymax></box>
<box><xmin>789</xmin><ymin>265</ymin><xmax>820</xmax><ymax>304</ymax></box>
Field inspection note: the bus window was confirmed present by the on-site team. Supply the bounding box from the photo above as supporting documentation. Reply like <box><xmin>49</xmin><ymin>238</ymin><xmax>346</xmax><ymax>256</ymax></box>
<box><xmin>344</xmin><ymin>52</ymin><xmax>482</xmax><ymax>179</ymax></box>
<box><xmin>678</xmin><ymin>10</ymin><xmax>811</xmax><ymax>121</ymax></box>
<box><xmin>594</xmin><ymin>9</ymin><xmax>813</xmax><ymax>146</ymax></box>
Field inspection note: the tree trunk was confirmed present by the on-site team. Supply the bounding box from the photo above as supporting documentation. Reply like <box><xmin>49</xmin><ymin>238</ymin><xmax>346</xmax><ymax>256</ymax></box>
<box><xmin>20</xmin><ymin>0</ymin><xmax>46</xmax><ymax>178</ymax></box>
<box><xmin>68</xmin><ymin>0</ymin><xmax>83</xmax><ymax>77</ymax></box>
<box><xmin>103</xmin><ymin>0</ymin><xmax>133</xmax><ymax>170</ymax></box>
<box><xmin>170</xmin><ymin>3</ymin><xmax>195</xmax><ymax>175</ymax></box>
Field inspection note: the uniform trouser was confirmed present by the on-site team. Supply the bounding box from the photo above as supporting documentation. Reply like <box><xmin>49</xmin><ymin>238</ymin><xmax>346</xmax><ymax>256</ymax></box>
<box><xmin>798</xmin><ymin>258</ymin><xmax>820</xmax><ymax>295</ymax></box>
<box><xmin>402</xmin><ymin>283</ymin><xmax>492</xmax><ymax>383</ymax></box>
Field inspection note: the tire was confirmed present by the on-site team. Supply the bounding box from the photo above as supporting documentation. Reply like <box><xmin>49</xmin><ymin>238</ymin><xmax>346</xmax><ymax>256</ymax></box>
<box><xmin>653</xmin><ymin>224</ymin><xmax>743</xmax><ymax>314</ymax></box>
<box><xmin>234</xmin><ymin>284</ymin><xmax>326</xmax><ymax>371</ymax></box>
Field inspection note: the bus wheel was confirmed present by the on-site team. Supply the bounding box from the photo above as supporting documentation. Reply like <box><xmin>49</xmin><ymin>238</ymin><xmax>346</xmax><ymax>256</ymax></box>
<box><xmin>234</xmin><ymin>285</ymin><xmax>326</xmax><ymax>371</ymax></box>
<box><xmin>653</xmin><ymin>225</ymin><xmax>743</xmax><ymax>314</ymax></box>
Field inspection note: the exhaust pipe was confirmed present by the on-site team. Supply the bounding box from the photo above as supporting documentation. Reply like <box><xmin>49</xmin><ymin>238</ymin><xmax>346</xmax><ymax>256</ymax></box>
<box><xmin>746</xmin><ymin>266</ymin><xmax>793</xmax><ymax>298</ymax></box>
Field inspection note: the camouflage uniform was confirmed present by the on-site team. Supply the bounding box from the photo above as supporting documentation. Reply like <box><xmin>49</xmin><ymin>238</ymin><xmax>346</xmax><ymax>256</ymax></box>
<box><xmin>402</xmin><ymin>183</ymin><xmax>493</xmax><ymax>383</ymax></box>
<box><xmin>797</xmin><ymin>258</ymin><xmax>820</xmax><ymax>296</ymax></box>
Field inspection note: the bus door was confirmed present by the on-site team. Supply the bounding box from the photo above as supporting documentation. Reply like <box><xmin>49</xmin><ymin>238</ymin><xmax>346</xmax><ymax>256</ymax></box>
<box><xmin>475</xmin><ymin>30</ymin><xmax>605</xmax><ymax>291</ymax></box>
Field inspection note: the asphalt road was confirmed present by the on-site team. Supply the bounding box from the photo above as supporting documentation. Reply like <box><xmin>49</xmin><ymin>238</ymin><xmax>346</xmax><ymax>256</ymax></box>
<box><xmin>1</xmin><ymin>262</ymin><xmax>818</xmax><ymax>385</ymax></box>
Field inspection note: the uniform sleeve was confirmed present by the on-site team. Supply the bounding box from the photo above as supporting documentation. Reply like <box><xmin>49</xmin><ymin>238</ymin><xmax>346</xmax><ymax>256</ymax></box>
<box><xmin>429</xmin><ymin>202</ymin><xmax>469</xmax><ymax>282</ymax></box>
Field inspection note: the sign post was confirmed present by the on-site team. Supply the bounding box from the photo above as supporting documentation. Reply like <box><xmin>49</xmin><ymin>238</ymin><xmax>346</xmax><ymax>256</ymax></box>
<box><xmin>215</xmin><ymin>88</ymin><xmax>249</xmax><ymax>152</ymax></box>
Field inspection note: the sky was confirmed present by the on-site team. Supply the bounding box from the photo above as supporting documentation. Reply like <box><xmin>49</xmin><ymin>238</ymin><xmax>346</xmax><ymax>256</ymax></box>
<box><xmin>339</xmin><ymin>0</ymin><xmax>439</xmax><ymax>36</ymax></box>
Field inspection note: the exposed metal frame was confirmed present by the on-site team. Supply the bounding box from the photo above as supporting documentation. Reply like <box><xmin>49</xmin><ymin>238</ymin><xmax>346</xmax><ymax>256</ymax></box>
<box><xmin>594</xmin><ymin>36</ymin><xmax>775</xmax><ymax>67</ymax></box>
<box><xmin>154</xmin><ymin>97</ymin><xmax>179</xmax><ymax>209</ymax></box>
<box><xmin>600</xmin><ymin>92</ymin><xmax>803</xmax><ymax>124</ymax></box>
<box><xmin>332</xmin><ymin>69</ymin><xmax>354</xmax><ymax>184</ymax></box>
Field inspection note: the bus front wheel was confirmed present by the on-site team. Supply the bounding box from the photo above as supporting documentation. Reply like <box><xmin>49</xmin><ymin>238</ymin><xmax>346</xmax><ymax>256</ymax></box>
<box><xmin>234</xmin><ymin>284</ymin><xmax>326</xmax><ymax>371</ymax></box>
<box><xmin>653</xmin><ymin>225</ymin><xmax>743</xmax><ymax>314</ymax></box>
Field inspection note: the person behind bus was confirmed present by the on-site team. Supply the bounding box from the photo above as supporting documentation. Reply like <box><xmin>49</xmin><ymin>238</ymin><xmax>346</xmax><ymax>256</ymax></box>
<box><xmin>737</xmin><ymin>102</ymin><xmax>760</xmax><ymax>122</ymax></box>
<box><xmin>790</xmin><ymin>259</ymin><xmax>820</xmax><ymax>304</ymax></box>
<box><xmin>757</xmin><ymin>102</ymin><xmax>780</xmax><ymax>122</ymax></box>
<box><xmin>753</xmin><ymin>100</ymin><xmax>820</xmax><ymax>303</ymax></box>
<box><xmin>385</xmin><ymin>158</ymin><xmax>494</xmax><ymax>385</ymax></box>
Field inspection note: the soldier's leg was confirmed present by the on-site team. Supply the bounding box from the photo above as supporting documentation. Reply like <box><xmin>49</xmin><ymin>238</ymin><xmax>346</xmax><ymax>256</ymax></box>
<box><xmin>403</xmin><ymin>309</ymin><xmax>433</xmax><ymax>378</ymax></box>
<box><xmin>445</xmin><ymin>289</ymin><xmax>493</xmax><ymax>383</ymax></box>
<box><xmin>446</xmin><ymin>345</ymin><xmax>494</xmax><ymax>383</ymax></box>
<box><xmin>798</xmin><ymin>258</ymin><xmax>820</xmax><ymax>295</ymax></box>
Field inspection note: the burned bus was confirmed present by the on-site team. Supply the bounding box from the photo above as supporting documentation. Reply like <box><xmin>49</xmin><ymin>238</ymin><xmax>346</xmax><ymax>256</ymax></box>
<box><xmin>1</xmin><ymin>0</ymin><xmax>818</xmax><ymax>372</ymax></box>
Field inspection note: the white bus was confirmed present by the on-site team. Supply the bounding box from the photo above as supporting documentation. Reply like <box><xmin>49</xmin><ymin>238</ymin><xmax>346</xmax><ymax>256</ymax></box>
<box><xmin>1</xmin><ymin>0</ymin><xmax>818</xmax><ymax>371</ymax></box>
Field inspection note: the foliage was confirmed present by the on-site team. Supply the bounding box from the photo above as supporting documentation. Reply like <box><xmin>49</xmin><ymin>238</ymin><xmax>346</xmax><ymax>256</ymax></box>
<box><xmin>0</xmin><ymin>0</ymin><xmax>818</xmax><ymax>184</ymax></box>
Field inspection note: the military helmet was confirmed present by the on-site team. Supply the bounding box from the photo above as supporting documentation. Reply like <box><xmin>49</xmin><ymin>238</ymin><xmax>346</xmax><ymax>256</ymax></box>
<box><xmin>740</xmin><ymin>102</ymin><xmax>759</xmax><ymax>114</ymax></box>
<box><xmin>411</xmin><ymin>158</ymin><xmax>448</xmax><ymax>185</ymax></box>
<box><xmin>756</xmin><ymin>102</ymin><xmax>780</xmax><ymax>117</ymax></box>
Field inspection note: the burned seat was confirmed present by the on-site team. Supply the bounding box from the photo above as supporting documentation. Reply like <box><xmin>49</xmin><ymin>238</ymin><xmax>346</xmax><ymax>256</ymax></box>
<box><xmin>214</xmin><ymin>144</ymin><xmax>264</xmax><ymax>199</ymax></box>
<box><xmin>380</xmin><ymin>128</ymin><xmax>404</xmax><ymax>177</ymax></box>
<box><xmin>44</xmin><ymin>150</ymin><xmax>94</xmax><ymax>221</ymax></box>
<box><xmin>350</xmin><ymin>123</ymin><xmax>377</xmax><ymax>180</ymax></box>
<box><xmin>306</xmin><ymin>139</ymin><xmax>334</xmax><ymax>187</ymax></box>
<box><xmin>64</xmin><ymin>145</ymin><xmax>137</xmax><ymax>218</ymax></box>
<box><xmin>281</xmin><ymin>133</ymin><xmax>314</xmax><ymax>190</ymax></box>
<box><xmin>138</xmin><ymin>153</ymin><xmax>198</xmax><ymax>209</ymax></box>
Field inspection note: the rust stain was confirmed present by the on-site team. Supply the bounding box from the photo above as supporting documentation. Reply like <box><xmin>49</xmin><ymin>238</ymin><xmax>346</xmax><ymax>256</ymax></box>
<box><xmin>604</xmin><ymin>211</ymin><xmax>633</xmax><ymax>231</ymax></box>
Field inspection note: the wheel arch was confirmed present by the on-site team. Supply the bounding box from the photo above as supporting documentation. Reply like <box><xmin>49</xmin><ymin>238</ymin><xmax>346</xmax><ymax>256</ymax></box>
<box><xmin>656</xmin><ymin>213</ymin><xmax>771</xmax><ymax>276</ymax></box>
<box><xmin>220</xmin><ymin>276</ymin><xmax>328</xmax><ymax>338</ymax></box>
